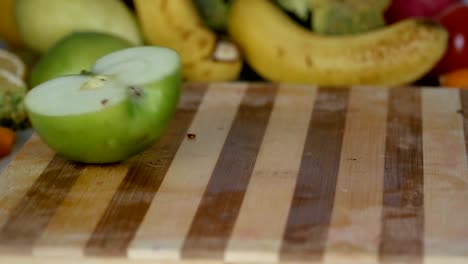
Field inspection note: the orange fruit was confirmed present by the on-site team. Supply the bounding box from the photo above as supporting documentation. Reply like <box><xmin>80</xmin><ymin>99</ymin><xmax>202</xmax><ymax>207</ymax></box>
<box><xmin>0</xmin><ymin>49</ymin><xmax>25</xmax><ymax>79</ymax></box>
<box><xmin>0</xmin><ymin>126</ymin><xmax>16</xmax><ymax>157</ymax></box>
<box><xmin>0</xmin><ymin>0</ymin><xmax>23</xmax><ymax>48</ymax></box>
<box><xmin>439</xmin><ymin>68</ymin><xmax>468</xmax><ymax>89</ymax></box>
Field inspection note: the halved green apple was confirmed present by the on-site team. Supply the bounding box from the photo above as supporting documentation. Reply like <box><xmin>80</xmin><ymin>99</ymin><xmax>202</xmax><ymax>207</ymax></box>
<box><xmin>25</xmin><ymin>46</ymin><xmax>182</xmax><ymax>164</ymax></box>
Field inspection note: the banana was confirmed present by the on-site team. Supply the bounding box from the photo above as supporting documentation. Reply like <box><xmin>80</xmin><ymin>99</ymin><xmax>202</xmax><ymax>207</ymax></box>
<box><xmin>134</xmin><ymin>0</ymin><xmax>242</xmax><ymax>82</ymax></box>
<box><xmin>228</xmin><ymin>0</ymin><xmax>449</xmax><ymax>86</ymax></box>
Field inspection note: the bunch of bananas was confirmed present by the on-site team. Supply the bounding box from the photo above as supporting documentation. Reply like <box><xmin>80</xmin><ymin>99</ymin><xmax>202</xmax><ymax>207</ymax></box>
<box><xmin>134</xmin><ymin>0</ymin><xmax>243</xmax><ymax>82</ymax></box>
<box><xmin>134</xmin><ymin>0</ymin><xmax>448</xmax><ymax>86</ymax></box>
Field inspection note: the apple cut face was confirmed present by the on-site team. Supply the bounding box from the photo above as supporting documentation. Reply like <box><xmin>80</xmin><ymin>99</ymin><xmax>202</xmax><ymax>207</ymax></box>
<box><xmin>25</xmin><ymin>46</ymin><xmax>182</xmax><ymax>164</ymax></box>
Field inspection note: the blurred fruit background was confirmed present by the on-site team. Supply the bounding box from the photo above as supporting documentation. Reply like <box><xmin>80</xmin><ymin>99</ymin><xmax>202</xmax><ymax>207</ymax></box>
<box><xmin>1</xmin><ymin>0</ymin><xmax>468</xmax><ymax>157</ymax></box>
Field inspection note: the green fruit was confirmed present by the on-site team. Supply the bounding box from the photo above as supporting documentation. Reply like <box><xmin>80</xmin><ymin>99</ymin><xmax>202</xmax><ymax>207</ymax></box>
<box><xmin>15</xmin><ymin>0</ymin><xmax>142</xmax><ymax>53</ymax></box>
<box><xmin>29</xmin><ymin>32</ymin><xmax>133</xmax><ymax>88</ymax></box>
<box><xmin>194</xmin><ymin>0</ymin><xmax>232</xmax><ymax>32</ymax></box>
<box><xmin>310</xmin><ymin>0</ymin><xmax>389</xmax><ymax>35</ymax></box>
<box><xmin>25</xmin><ymin>46</ymin><xmax>182</xmax><ymax>164</ymax></box>
<box><xmin>0</xmin><ymin>70</ymin><xmax>29</xmax><ymax>130</ymax></box>
<box><xmin>275</xmin><ymin>0</ymin><xmax>311</xmax><ymax>22</ymax></box>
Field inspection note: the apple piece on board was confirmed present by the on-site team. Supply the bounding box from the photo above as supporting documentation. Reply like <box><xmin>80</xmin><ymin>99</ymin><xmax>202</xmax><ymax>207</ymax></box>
<box><xmin>28</xmin><ymin>32</ymin><xmax>134</xmax><ymax>88</ymax></box>
<box><xmin>24</xmin><ymin>46</ymin><xmax>182</xmax><ymax>164</ymax></box>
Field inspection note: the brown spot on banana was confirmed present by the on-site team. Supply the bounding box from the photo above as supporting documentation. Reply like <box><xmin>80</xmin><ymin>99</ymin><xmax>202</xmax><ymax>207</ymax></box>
<box><xmin>184</xmin><ymin>62</ymin><xmax>195</xmax><ymax>69</ymax></box>
<box><xmin>305</xmin><ymin>55</ymin><xmax>314</xmax><ymax>68</ymax></box>
<box><xmin>160</xmin><ymin>0</ymin><xmax>168</xmax><ymax>11</ymax></box>
<box><xmin>181</xmin><ymin>30</ymin><xmax>192</xmax><ymax>41</ymax></box>
<box><xmin>198</xmin><ymin>38</ymin><xmax>209</xmax><ymax>50</ymax></box>
<box><xmin>277</xmin><ymin>47</ymin><xmax>285</xmax><ymax>57</ymax></box>
<box><xmin>203</xmin><ymin>69</ymin><xmax>211</xmax><ymax>78</ymax></box>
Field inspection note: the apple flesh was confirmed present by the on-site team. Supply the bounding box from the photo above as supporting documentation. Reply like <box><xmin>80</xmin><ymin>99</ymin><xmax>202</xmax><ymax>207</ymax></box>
<box><xmin>25</xmin><ymin>46</ymin><xmax>181</xmax><ymax>164</ymax></box>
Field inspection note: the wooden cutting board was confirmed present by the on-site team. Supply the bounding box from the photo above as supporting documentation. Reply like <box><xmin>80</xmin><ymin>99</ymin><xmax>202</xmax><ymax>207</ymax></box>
<box><xmin>0</xmin><ymin>82</ymin><xmax>467</xmax><ymax>264</ymax></box>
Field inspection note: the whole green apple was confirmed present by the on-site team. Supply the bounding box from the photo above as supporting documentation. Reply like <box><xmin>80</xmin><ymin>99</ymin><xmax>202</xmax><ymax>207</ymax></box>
<box><xmin>29</xmin><ymin>31</ymin><xmax>133</xmax><ymax>88</ymax></box>
<box><xmin>25</xmin><ymin>46</ymin><xmax>182</xmax><ymax>163</ymax></box>
<box><xmin>15</xmin><ymin>0</ymin><xmax>142</xmax><ymax>53</ymax></box>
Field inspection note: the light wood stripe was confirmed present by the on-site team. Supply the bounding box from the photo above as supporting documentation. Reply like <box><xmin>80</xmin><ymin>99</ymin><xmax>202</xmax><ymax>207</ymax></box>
<box><xmin>225</xmin><ymin>84</ymin><xmax>317</xmax><ymax>263</ymax></box>
<box><xmin>0</xmin><ymin>155</ymin><xmax>84</xmax><ymax>254</ymax></box>
<box><xmin>324</xmin><ymin>87</ymin><xmax>388</xmax><ymax>264</ymax></box>
<box><xmin>280</xmin><ymin>88</ymin><xmax>350</xmax><ymax>262</ymax></box>
<box><xmin>0</xmin><ymin>135</ymin><xmax>55</xmax><ymax>230</ymax></box>
<box><xmin>422</xmin><ymin>88</ymin><xmax>468</xmax><ymax>263</ymax></box>
<box><xmin>32</xmin><ymin>164</ymin><xmax>128</xmax><ymax>257</ymax></box>
<box><xmin>181</xmin><ymin>84</ymin><xmax>277</xmax><ymax>260</ymax></box>
<box><xmin>128</xmin><ymin>83</ymin><xmax>247</xmax><ymax>260</ymax></box>
<box><xmin>379</xmin><ymin>87</ymin><xmax>424</xmax><ymax>263</ymax></box>
<box><xmin>84</xmin><ymin>84</ymin><xmax>207</xmax><ymax>257</ymax></box>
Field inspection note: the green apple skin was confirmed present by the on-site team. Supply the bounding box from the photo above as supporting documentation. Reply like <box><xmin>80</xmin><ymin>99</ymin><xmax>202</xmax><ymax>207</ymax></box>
<box><xmin>15</xmin><ymin>0</ymin><xmax>142</xmax><ymax>53</ymax></box>
<box><xmin>29</xmin><ymin>32</ymin><xmax>133</xmax><ymax>88</ymax></box>
<box><xmin>27</xmin><ymin>71</ymin><xmax>181</xmax><ymax>164</ymax></box>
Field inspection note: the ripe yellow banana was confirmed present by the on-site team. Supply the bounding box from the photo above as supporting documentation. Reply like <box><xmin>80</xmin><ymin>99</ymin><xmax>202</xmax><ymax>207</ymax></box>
<box><xmin>228</xmin><ymin>0</ymin><xmax>449</xmax><ymax>86</ymax></box>
<box><xmin>134</xmin><ymin>0</ymin><xmax>242</xmax><ymax>82</ymax></box>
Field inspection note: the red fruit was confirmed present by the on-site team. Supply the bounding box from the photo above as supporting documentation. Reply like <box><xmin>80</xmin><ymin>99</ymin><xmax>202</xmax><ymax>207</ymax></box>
<box><xmin>431</xmin><ymin>3</ymin><xmax>468</xmax><ymax>76</ymax></box>
<box><xmin>384</xmin><ymin>0</ymin><xmax>458</xmax><ymax>24</ymax></box>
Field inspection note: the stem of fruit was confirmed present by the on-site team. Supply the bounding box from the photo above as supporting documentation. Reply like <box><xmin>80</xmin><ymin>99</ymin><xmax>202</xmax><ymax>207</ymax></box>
<box><xmin>80</xmin><ymin>75</ymin><xmax>110</xmax><ymax>90</ymax></box>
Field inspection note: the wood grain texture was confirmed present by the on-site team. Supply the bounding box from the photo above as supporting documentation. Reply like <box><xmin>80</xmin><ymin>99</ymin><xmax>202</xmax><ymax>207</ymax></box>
<box><xmin>0</xmin><ymin>83</ymin><xmax>467</xmax><ymax>264</ymax></box>
<box><xmin>0</xmin><ymin>155</ymin><xmax>84</xmax><ymax>254</ymax></box>
<box><xmin>33</xmin><ymin>163</ymin><xmax>128</xmax><ymax>257</ymax></box>
<box><xmin>422</xmin><ymin>88</ymin><xmax>468</xmax><ymax>262</ymax></box>
<box><xmin>225</xmin><ymin>84</ymin><xmax>317</xmax><ymax>263</ymax></box>
<box><xmin>181</xmin><ymin>84</ymin><xmax>278</xmax><ymax>260</ymax></box>
<box><xmin>128</xmin><ymin>83</ymin><xmax>247</xmax><ymax>260</ymax></box>
<box><xmin>0</xmin><ymin>135</ymin><xmax>55</xmax><ymax>229</ymax></box>
<box><xmin>324</xmin><ymin>87</ymin><xmax>388</xmax><ymax>264</ymax></box>
<box><xmin>84</xmin><ymin>84</ymin><xmax>207</xmax><ymax>257</ymax></box>
<box><xmin>2</xmin><ymin>255</ymin><xmax>201</xmax><ymax>264</ymax></box>
<box><xmin>280</xmin><ymin>88</ymin><xmax>349</xmax><ymax>262</ymax></box>
<box><xmin>379</xmin><ymin>88</ymin><xmax>424</xmax><ymax>263</ymax></box>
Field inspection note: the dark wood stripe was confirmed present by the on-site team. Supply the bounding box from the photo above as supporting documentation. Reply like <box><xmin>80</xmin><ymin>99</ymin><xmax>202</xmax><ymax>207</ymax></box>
<box><xmin>379</xmin><ymin>88</ymin><xmax>424</xmax><ymax>263</ymax></box>
<box><xmin>0</xmin><ymin>156</ymin><xmax>84</xmax><ymax>254</ymax></box>
<box><xmin>459</xmin><ymin>89</ymin><xmax>468</xmax><ymax>168</ymax></box>
<box><xmin>181</xmin><ymin>84</ymin><xmax>278</xmax><ymax>260</ymax></box>
<box><xmin>279</xmin><ymin>88</ymin><xmax>349</xmax><ymax>262</ymax></box>
<box><xmin>84</xmin><ymin>84</ymin><xmax>207</xmax><ymax>257</ymax></box>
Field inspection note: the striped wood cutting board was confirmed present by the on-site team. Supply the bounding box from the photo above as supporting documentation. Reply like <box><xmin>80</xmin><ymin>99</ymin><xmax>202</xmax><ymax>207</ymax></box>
<box><xmin>0</xmin><ymin>82</ymin><xmax>467</xmax><ymax>264</ymax></box>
